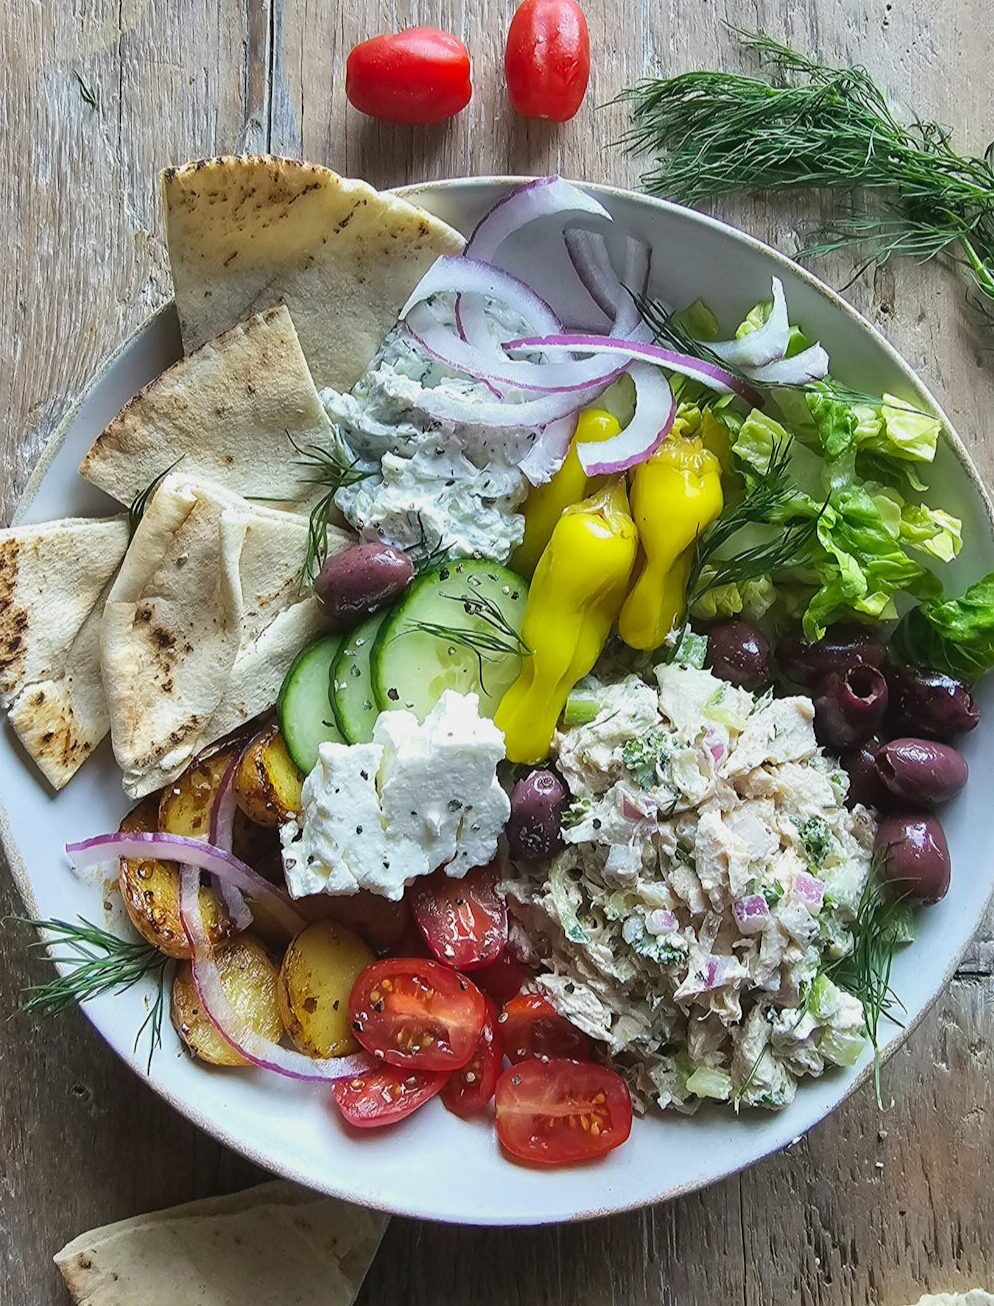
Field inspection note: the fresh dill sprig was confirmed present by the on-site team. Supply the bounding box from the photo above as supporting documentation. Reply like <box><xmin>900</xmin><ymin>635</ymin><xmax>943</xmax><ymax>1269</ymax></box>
<box><xmin>825</xmin><ymin>872</ymin><xmax>911</xmax><ymax>1107</ymax></box>
<box><xmin>618</xmin><ymin>28</ymin><xmax>994</xmax><ymax>330</ymax></box>
<box><xmin>128</xmin><ymin>456</ymin><xmax>184</xmax><ymax>537</ymax></box>
<box><xmin>291</xmin><ymin>429</ymin><xmax>374</xmax><ymax>586</ymax></box>
<box><xmin>405</xmin><ymin>591</ymin><xmax>530</xmax><ymax>693</ymax></box>
<box><xmin>18</xmin><ymin>917</ymin><xmax>170</xmax><ymax>1073</ymax></box>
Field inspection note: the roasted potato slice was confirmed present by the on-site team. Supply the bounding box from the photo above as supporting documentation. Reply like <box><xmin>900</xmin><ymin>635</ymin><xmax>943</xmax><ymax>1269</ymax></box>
<box><xmin>277</xmin><ymin>920</ymin><xmax>374</xmax><ymax>1058</ymax></box>
<box><xmin>171</xmin><ymin>933</ymin><xmax>283</xmax><ymax>1066</ymax></box>
<box><xmin>118</xmin><ymin>797</ymin><xmax>231</xmax><ymax>960</ymax></box>
<box><xmin>158</xmin><ymin>746</ymin><xmax>238</xmax><ymax>837</ymax></box>
<box><xmin>232</xmin><ymin>726</ymin><xmax>303</xmax><ymax>827</ymax></box>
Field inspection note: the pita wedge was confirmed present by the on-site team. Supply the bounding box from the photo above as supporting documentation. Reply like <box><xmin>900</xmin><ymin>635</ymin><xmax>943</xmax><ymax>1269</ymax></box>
<box><xmin>80</xmin><ymin>305</ymin><xmax>330</xmax><ymax>511</ymax></box>
<box><xmin>101</xmin><ymin>472</ymin><xmax>346</xmax><ymax>798</ymax></box>
<box><xmin>161</xmin><ymin>155</ymin><xmax>464</xmax><ymax>391</ymax></box>
<box><xmin>0</xmin><ymin>516</ymin><xmax>129</xmax><ymax>788</ymax></box>
<box><xmin>54</xmin><ymin>1180</ymin><xmax>387</xmax><ymax>1306</ymax></box>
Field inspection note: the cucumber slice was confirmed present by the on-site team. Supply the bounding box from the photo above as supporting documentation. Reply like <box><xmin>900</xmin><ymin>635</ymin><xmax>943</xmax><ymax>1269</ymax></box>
<box><xmin>371</xmin><ymin>559</ymin><xmax>528</xmax><ymax>720</ymax></box>
<box><xmin>276</xmin><ymin>634</ymin><xmax>347</xmax><ymax>775</ymax></box>
<box><xmin>330</xmin><ymin>609</ymin><xmax>388</xmax><ymax>743</ymax></box>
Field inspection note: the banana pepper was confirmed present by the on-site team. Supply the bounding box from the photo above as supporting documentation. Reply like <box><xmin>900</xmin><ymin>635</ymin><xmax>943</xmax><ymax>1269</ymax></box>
<box><xmin>618</xmin><ymin>434</ymin><xmax>724</xmax><ymax>650</ymax></box>
<box><xmin>512</xmin><ymin>407</ymin><xmax>621</xmax><ymax>576</ymax></box>
<box><xmin>495</xmin><ymin>478</ymin><xmax>638</xmax><ymax>764</ymax></box>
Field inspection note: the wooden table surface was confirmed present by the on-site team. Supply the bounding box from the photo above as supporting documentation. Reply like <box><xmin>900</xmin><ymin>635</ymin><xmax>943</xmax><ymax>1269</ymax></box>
<box><xmin>2</xmin><ymin>1</ymin><xmax>993</xmax><ymax>1302</ymax></box>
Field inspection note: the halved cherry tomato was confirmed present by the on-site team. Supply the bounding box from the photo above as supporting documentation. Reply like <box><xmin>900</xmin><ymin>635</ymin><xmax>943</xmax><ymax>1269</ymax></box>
<box><xmin>441</xmin><ymin>996</ymin><xmax>502</xmax><ymax>1118</ymax></box>
<box><xmin>497</xmin><ymin>993</ymin><xmax>592</xmax><ymax>1063</ymax></box>
<box><xmin>504</xmin><ymin>0</ymin><xmax>590</xmax><ymax>123</ymax></box>
<box><xmin>474</xmin><ymin>951</ymin><xmax>529</xmax><ymax>1006</ymax></box>
<box><xmin>495</xmin><ymin>1058</ymin><xmax>633</xmax><ymax>1165</ymax></box>
<box><xmin>348</xmin><ymin>957</ymin><xmax>486</xmax><ymax>1071</ymax></box>
<box><xmin>332</xmin><ymin>1065</ymin><xmax>447</xmax><ymax>1128</ymax></box>
<box><xmin>346</xmin><ymin>28</ymin><xmax>473</xmax><ymax>125</ymax></box>
<box><xmin>411</xmin><ymin>860</ymin><xmax>508</xmax><ymax>971</ymax></box>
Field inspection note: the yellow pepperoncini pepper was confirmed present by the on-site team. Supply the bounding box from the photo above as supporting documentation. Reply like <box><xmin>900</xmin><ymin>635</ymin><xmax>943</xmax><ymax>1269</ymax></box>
<box><xmin>495</xmin><ymin>478</ymin><xmax>638</xmax><ymax>764</ymax></box>
<box><xmin>512</xmin><ymin>407</ymin><xmax>621</xmax><ymax>576</ymax></box>
<box><xmin>618</xmin><ymin>435</ymin><xmax>724</xmax><ymax>651</ymax></box>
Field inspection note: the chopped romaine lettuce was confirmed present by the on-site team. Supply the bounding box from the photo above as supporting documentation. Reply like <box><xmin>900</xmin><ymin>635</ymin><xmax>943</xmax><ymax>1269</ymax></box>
<box><xmin>674</xmin><ymin>297</ymin><xmax>721</xmax><ymax>341</ymax></box>
<box><xmin>690</xmin><ymin>574</ymin><xmax>776</xmax><ymax>622</ymax></box>
<box><xmin>806</xmin><ymin>385</ymin><xmax>858</xmax><ymax>459</ymax></box>
<box><xmin>892</xmin><ymin>571</ymin><xmax>994</xmax><ymax>681</ymax></box>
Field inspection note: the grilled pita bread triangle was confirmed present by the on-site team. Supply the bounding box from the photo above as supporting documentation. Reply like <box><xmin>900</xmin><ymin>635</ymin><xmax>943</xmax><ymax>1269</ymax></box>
<box><xmin>161</xmin><ymin>155</ymin><xmax>463</xmax><ymax>391</ymax></box>
<box><xmin>80</xmin><ymin>305</ymin><xmax>329</xmax><ymax>511</ymax></box>
<box><xmin>0</xmin><ymin>515</ymin><xmax>129</xmax><ymax>788</ymax></box>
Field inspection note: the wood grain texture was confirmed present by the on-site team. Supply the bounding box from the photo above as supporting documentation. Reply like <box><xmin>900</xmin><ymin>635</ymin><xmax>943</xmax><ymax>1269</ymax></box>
<box><xmin>1</xmin><ymin>1</ymin><xmax>992</xmax><ymax>1303</ymax></box>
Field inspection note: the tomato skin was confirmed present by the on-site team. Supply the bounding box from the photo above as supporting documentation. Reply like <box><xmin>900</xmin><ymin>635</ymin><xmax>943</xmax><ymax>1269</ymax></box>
<box><xmin>442</xmin><ymin>996</ymin><xmax>503</xmax><ymax>1118</ymax></box>
<box><xmin>495</xmin><ymin>1058</ymin><xmax>633</xmax><ymax>1165</ymax></box>
<box><xmin>346</xmin><ymin>28</ymin><xmax>472</xmax><ymax>125</ymax></box>
<box><xmin>473</xmin><ymin>951</ymin><xmax>528</xmax><ymax>1006</ymax></box>
<box><xmin>349</xmin><ymin>957</ymin><xmax>486</xmax><ymax>1071</ymax></box>
<box><xmin>504</xmin><ymin>0</ymin><xmax>590</xmax><ymax>122</ymax></box>
<box><xmin>332</xmin><ymin>1065</ymin><xmax>447</xmax><ymax>1128</ymax></box>
<box><xmin>498</xmin><ymin>993</ymin><xmax>593</xmax><ymax>1063</ymax></box>
<box><xmin>411</xmin><ymin>860</ymin><xmax>508</xmax><ymax>971</ymax></box>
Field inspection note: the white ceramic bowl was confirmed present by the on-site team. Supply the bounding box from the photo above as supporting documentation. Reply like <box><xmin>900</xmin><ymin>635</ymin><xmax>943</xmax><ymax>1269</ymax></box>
<box><xmin>3</xmin><ymin>178</ymin><xmax>993</xmax><ymax>1226</ymax></box>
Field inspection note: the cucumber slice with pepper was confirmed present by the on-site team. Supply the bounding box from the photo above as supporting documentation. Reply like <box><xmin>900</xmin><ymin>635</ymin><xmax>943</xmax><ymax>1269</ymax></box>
<box><xmin>330</xmin><ymin>609</ymin><xmax>388</xmax><ymax>743</ymax></box>
<box><xmin>277</xmin><ymin>634</ymin><xmax>346</xmax><ymax>775</ymax></box>
<box><xmin>371</xmin><ymin>559</ymin><xmax>528</xmax><ymax>720</ymax></box>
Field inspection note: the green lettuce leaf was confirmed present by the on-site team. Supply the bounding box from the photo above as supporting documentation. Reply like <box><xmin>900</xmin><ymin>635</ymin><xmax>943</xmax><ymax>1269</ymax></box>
<box><xmin>899</xmin><ymin>504</ymin><xmax>963</xmax><ymax>563</ymax></box>
<box><xmin>859</xmin><ymin>395</ymin><xmax>943</xmax><ymax>464</ymax></box>
<box><xmin>892</xmin><ymin>573</ymin><xmax>994</xmax><ymax>681</ymax></box>
<box><xmin>806</xmin><ymin>386</ymin><xmax>858</xmax><ymax>460</ymax></box>
<box><xmin>690</xmin><ymin>574</ymin><xmax>776</xmax><ymax>622</ymax></box>
<box><xmin>674</xmin><ymin>298</ymin><xmax>721</xmax><ymax>342</ymax></box>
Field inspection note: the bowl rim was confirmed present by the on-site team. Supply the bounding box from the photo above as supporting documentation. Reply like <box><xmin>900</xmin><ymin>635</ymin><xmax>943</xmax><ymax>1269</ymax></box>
<box><xmin>3</xmin><ymin>174</ymin><xmax>993</xmax><ymax>1225</ymax></box>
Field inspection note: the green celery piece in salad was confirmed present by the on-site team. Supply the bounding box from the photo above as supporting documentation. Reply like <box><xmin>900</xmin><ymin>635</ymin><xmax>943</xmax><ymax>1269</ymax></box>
<box><xmin>820</xmin><ymin>1029</ymin><xmax>865</xmax><ymax>1068</ymax></box>
<box><xmin>892</xmin><ymin>571</ymin><xmax>994</xmax><ymax>681</ymax></box>
<box><xmin>562</xmin><ymin>690</ymin><xmax>601</xmax><ymax>727</ymax></box>
<box><xmin>672</xmin><ymin>628</ymin><xmax>708</xmax><ymax>668</ymax></box>
<box><xmin>685</xmin><ymin>1067</ymin><xmax>733</xmax><ymax>1101</ymax></box>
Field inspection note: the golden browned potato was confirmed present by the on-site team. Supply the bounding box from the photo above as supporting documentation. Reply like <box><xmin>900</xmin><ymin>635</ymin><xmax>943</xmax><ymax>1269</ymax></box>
<box><xmin>277</xmin><ymin>920</ymin><xmax>374</xmax><ymax>1058</ymax></box>
<box><xmin>118</xmin><ymin>797</ymin><xmax>232</xmax><ymax>960</ymax></box>
<box><xmin>171</xmin><ymin>933</ymin><xmax>284</xmax><ymax>1066</ymax></box>
<box><xmin>232</xmin><ymin>726</ymin><xmax>303</xmax><ymax>827</ymax></box>
<box><xmin>158</xmin><ymin>746</ymin><xmax>238</xmax><ymax>837</ymax></box>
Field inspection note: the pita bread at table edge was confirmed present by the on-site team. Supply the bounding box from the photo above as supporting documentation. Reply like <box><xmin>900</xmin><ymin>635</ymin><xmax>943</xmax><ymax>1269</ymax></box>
<box><xmin>80</xmin><ymin>305</ymin><xmax>330</xmax><ymax>512</ymax></box>
<box><xmin>161</xmin><ymin>155</ymin><xmax>465</xmax><ymax>391</ymax></box>
<box><xmin>54</xmin><ymin>1180</ymin><xmax>388</xmax><ymax>1306</ymax></box>
<box><xmin>0</xmin><ymin>516</ymin><xmax>129</xmax><ymax>788</ymax></box>
<box><xmin>101</xmin><ymin>471</ymin><xmax>348</xmax><ymax>798</ymax></box>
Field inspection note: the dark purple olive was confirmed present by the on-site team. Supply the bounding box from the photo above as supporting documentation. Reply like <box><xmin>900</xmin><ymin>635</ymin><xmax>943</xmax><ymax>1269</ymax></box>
<box><xmin>885</xmin><ymin>665</ymin><xmax>979</xmax><ymax>742</ymax></box>
<box><xmin>315</xmin><ymin>542</ymin><xmax>414</xmax><ymax>629</ymax></box>
<box><xmin>874</xmin><ymin>812</ymin><xmax>951</xmax><ymax>904</ymax></box>
<box><xmin>841</xmin><ymin>737</ymin><xmax>891</xmax><ymax>810</ymax></box>
<box><xmin>704</xmin><ymin>619</ymin><xmax>771</xmax><ymax>690</ymax></box>
<box><xmin>507</xmin><ymin>770</ymin><xmax>568</xmax><ymax>862</ymax></box>
<box><xmin>875</xmin><ymin>738</ymin><xmax>968</xmax><ymax>808</ymax></box>
<box><xmin>812</xmin><ymin>665</ymin><xmax>889</xmax><ymax>752</ymax></box>
<box><xmin>777</xmin><ymin>624</ymin><xmax>887</xmax><ymax>690</ymax></box>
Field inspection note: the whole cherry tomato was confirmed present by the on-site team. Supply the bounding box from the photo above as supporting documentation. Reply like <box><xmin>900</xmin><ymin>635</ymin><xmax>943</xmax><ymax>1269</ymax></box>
<box><xmin>411</xmin><ymin>860</ymin><xmax>508</xmax><ymax>971</ymax></box>
<box><xmin>332</xmin><ymin>1065</ymin><xmax>447</xmax><ymax>1128</ymax></box>
<box><xmin>504</xmin><ymin>0</ymin><xmax>590</xmax><ymax>122</ymax></box>
<box><xmin>495</xmin><ymin>1058</ymin><xmax>633</xmax><ymax>1165</ymax></box>
<box><xmin>473</xmin><ymin>951</ymin><xmax>529</xmax><ymax>1006</ymax></box>
<box><xmin>497</xmin><ymin>993</ymin><xmax>593</xmax><ymax>1063</ymax></box>
<box><xmin>346</xmin><ymin>28</ymin><xmax>473</xmax><ymax>124</ymax></box>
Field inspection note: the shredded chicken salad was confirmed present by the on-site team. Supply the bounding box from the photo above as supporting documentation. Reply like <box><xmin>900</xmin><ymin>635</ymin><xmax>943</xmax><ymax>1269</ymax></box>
<box><xmin>502</xmin><ymin>659</ymin><xmax>875</xmax><ymax>1112</ymax></box>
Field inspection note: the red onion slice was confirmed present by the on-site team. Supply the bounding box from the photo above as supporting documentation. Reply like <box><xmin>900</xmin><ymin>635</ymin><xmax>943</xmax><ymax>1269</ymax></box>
<box><xmin>746</xmin><ymin>343</ymin><xmax>830</xmax><ymax>385</ymax></box>
<box><xmin>67</xmin><ymin>831</ymin><xmax>306</xmax><ymax>938</ymax></box>
<box><xmin>733</xmin><ymin>894</ymin><xmax>771</xmax><ymax>935</ymax></box>
<box><xmin>576</xmin><ymin>362</ymin><xmax>675</xmax><ymax>475</ymax></box>
<box><xmin>504</xmin><ymin>333</ymin><xmax>761</xmax><ymax>404</ymax></box>
<box><xmin>178</xmin><ymin>866</ymin><xmax>371</xmax><ymax>1083</ymax></box>
<box><xmin>406</xmin><ymin>371</ymin><xmax>620</xmax><ymax>430</ymax></box>
<box><xmin>400</xmin><ymin>255</ymin><xmax>562</xmax><ymax>334</ymax></box>
<box><xmin>565</xmin><ymin>230</ymin><xmax>651</xmax><ymax>323</ymax></box>
<box><xmin>205</xmin><ymin>750</ymin><xmax>253</xmax><ymax>932</ymax></box>
<box><xmin>792</xmin><ymin>871</ymin><xmax>826</xmax><ymax>912</ymax></box>
<box><xmin>518</xmin><ymin>415</ymin><xmax>577</xmax><ymax>487</ymax></box>
<box><xmin>709</xmin><ymin>278</ymin><xmax>790</xmax><ymax>370</ymax></box>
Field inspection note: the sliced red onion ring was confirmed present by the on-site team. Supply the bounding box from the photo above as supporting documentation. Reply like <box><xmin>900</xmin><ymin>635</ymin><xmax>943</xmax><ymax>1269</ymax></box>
<box><xmin>406</xmin><ymin>370</ymin><xmax>621</xmax><ymax>430</ymax></box>
<box><xmin>709</xmin><ymin>278</ymin><xmax>790</xmax><ymax>370</ymax></box>
<box><xmin>746</xmin><ymin>343</ymin><xmax>830</xmax><ymax>385</ymax></box>
<box><xmin>519</xmin><ymin>414</ymin><xmax>577</xmax><ymax>486</ymax></box>
<box><xmin>733</xmin><ymin>894</ymin><xmax>771</xmax><ymax>935</ymax></box>
<box><xmin>400</xmin><ymin>256</ymin><xmax>562</xmax><ymax>334</ymax></box>
<box><xmin>407</xmin><ymin>303</ymin><xmax>627</xmax><ymax>394</ymax></box>
<box><xmin>66</xmin><ymin>831</ymin><xmax>306</xmax><ymax>937</ymax></box>
<box><xmin>178</xmin><ymin>866</ymin><xmax>371</xmax><ymax>1083</ymax></box>
<box><xmin>565</xmin><ymin>230</ymin><xmax>651</xmax><ymax>323</ymax></box>
<box><xmin>504</xmin><ymin>333</ymin><xmax>761</xmax><ymax>404</ymax></box>
<box><xmin>205</xmin><ymin>750</ymin><xmax>253</xmax><ymax>932</ymax></box>
<box><xmin>577</xmin><ymin>363</ymin><xmax>675</xmax><ymax>475</ymax></box>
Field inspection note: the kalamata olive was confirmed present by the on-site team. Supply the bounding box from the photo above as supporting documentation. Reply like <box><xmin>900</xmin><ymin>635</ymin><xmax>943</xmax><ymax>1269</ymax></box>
<box><xmin>315</xmin><ymin>542</ymin><xmax>414</xmax><ymax>628</ymax></box>
<box><xmin>885</xmin><ymin>665</ymin><xmax>979</xmax><ymax>742</ymax></box>
<box><xmin>812</xmin><ymin>665</ymin><xmax>889</xmax><ymax>752</ymax></box>
<box><xmin>704</xmin><ymin>619</ymin><xmax>771</xmax><ymax>690</ymax></box>
<box><xmin>874</xmin><ymin>812</ymin><xmax>951</xmax><ymax>904</ymax></box>
<box><xmin>777</xmin><ymin>624</ymin><xmax>887</xmax><ymax>689</ymax></box>
<box><xmin>507</xmin><ymin>770</ymin><xmax>568</xmax><ymax>862</ymax></box>
<box><xmin>875</xmin><ymin>738</ymin><xmax>968</xmax><ymax>808</ymax></box>
<box><xmin>841</xmin><ymin>737</ymin><xmax>891</xmax><ymax>810</ymax></box>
